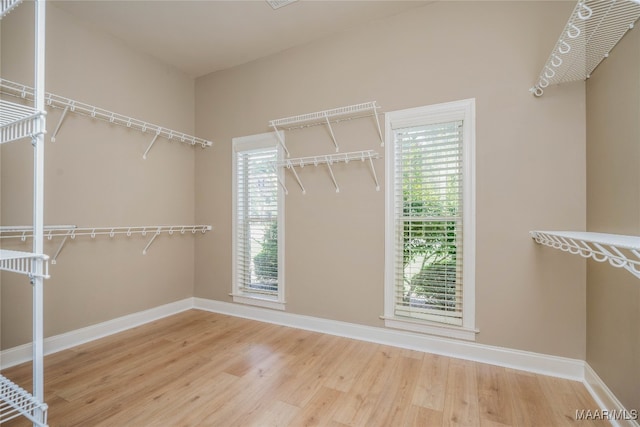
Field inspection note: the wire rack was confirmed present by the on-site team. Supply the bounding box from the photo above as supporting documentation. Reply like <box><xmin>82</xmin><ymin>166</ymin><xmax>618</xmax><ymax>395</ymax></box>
<box><xmin>0</xmin><ymin>375</ymin><xmax>48</xmax><ymax>427</ymax></box>
<box><xmin>0</xmin><ymin>78</ymin><xmax>213</xmax><ymax>157</ymax></box>
<box><xmin>531</xmin><ymin>230</ymin><xmax>640</xmax><ymax>278</ymax></box>
<box><xmin>0</xmin><ymin>99</ymin><xmax>46</xmax><ymax>145</ymax></box>
<box><xmin>531</xmin><ymin>0</ymin><xmax>640</xmax><ymax>96</ymax></box>
<box><xmin>0</xmin><ymin>0</ymin><xmax>22</xmax><ymax>19</ymax></box>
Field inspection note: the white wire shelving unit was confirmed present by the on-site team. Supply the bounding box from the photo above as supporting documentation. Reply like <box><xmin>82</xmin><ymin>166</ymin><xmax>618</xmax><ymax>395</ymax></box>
<box><xmin>275</xmin><ymin>150</ymin><xmax>380</xmax><ymax>194</ymax></box>
<box><xmin>0</xmin><ymin>0</ymin><xmax>49</xmax><ymax>425</ymax></box>
<box><xmin>0</xmin><ymin>0</ymin><xmax>22</xmax><ymax>18</ymax></box>
<box><xmin>269</xmin><ymin>101</ymin><xmax>383</xmax><ymax>157</ymax></box>
<box><xmin>0</xmin><ymin>78</ymin><xmax>214</xmax><ymax>159</ymax></box>
<box><xmin>531</xmin><ymin>231</ymin><xmax>640</xmax><ymax>279</ymax></box>
<box><xmin>531</xmin><ymin>0</ymin><xmax>640</xmax><ymax>96</ymax></box>
<box><xmin>0</xmin><ymin>225</ymin><xmax>212</xmax><ymax>264</ymax></box>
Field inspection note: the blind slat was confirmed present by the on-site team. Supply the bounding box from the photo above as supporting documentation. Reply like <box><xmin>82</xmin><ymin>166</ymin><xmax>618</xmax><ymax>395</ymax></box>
<box><xmin>393</xmin><ymin>120</ymin><xmax>464</xmax><ymax>326</ymax></box>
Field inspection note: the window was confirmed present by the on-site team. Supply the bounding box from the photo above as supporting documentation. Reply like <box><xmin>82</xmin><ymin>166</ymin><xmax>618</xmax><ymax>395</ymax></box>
<box><xmin>232</xmin><ymin>132</ymin><xmax>285</xmax><ymax>310</ymax></box>
<box><xmin>384</xmin><ymin>99</ymin><xmax>476</xmax><ymax>340</ymax></box>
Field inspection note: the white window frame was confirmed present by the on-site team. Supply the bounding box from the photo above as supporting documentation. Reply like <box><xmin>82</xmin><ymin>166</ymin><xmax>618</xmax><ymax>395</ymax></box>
<box><xmin>232</xmin><ymin>131</ymin><xmax>285</xmax><ymax>310</ymax></box>
<box><xmin>384</xmin><ymin>99</ymin><xmax>476</xmax><ymax>341</ymax></box>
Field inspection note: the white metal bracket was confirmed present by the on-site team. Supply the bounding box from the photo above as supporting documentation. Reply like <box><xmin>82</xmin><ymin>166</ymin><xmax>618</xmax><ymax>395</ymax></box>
<box><xmin>50</xmin><ymin>105</ymin><xmax>69</xmax><ymax>142</ymax></box>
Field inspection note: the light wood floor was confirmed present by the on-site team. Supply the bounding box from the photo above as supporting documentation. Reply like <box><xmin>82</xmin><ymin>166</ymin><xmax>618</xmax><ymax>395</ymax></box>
<box><xmin>2</xmin><ymin>309</ymin><xmax>608</xmax><ymax>427</ymax></box>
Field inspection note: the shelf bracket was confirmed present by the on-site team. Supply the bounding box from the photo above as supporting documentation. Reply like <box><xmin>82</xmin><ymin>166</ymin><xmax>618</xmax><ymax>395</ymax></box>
<box><xmin>273</xmin><ymin>164</ymin><xmax>288</xmax><ymax>195</ymax></box>
<box><xmin>325</xmin><ymin>157</ymin><xmax>340</xmax><ymax>193</ymax></box>
<box><xmin>50</xmin><ymin>105</ymin><xmax>68</xmax><ymax>142</ymax></box>
<box><xmin>324</xmin><ymin>114</ymin><xmax>340</xmax><ymax>152</ymax></box>
<box><xmin>373</xmin><ymin>110</ymin><xmax>384</xmax><ymax>146</ymax></box>
<box><xmin>51</xmin><ymin>234</ymin><xmax>69</xmax><ymax>264</ymax></box>
<box><xmin>367</xmin><ymin>153</ymin><xmax>380</xmax><ymax>191</ymax></box>
<box><xmin>142</xmin><ymin>228</ymin><xmax>161</xmax><ymax>255</ymax></box>
<box><xmin>142</xmin><ymin>131</ymin><xmax>161</xmax><ymax>160</ymax></box>
<box><xmin>285</xmin><ymin>160</ymin><xmax>306</xmax><ymax>194</ymax></box>
<box><xmin>271</xmin><ymin>127</ymin><xmax>290</xmax><ymax>158</ymax></box>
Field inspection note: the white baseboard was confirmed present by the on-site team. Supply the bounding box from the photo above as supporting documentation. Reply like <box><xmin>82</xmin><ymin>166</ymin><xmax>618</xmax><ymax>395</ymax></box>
<box><xmin>193</xmin><ymin>297</ymin><xmax>585</xmax><ymax>381</ymax></box>
<box><xmin>584</xmin><ymin>363</ymin><xmax>640</xmax><ymax>427</ymax></box>
<box><xmin>0</xmin><ymin>298</ymin><xmax>194</xmax><ymax>369</ymax></box>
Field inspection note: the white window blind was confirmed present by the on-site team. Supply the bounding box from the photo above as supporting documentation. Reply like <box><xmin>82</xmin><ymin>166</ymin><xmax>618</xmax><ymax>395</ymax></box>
<box><xmin>385</xmin><ymin>99</ymin><xmax>475</xmax><ymax>340</ymax></box>
<box><xmin>235</xmin><ymin>145</ymin><xmax>279</xmax><ymax>298</ymax></box>
<box><xmin>392</xmin><ymin>120</ymin><xmax>464</xmax><ymax>326</ymax></box>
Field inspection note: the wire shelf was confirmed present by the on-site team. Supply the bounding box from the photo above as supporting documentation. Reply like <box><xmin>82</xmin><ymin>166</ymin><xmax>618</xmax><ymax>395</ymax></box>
<box><xmin>0</xmin><ymin>0</ymin><xmax>22</xmax><ymax>19</ymax></box>
<box><xmin>531</xmin><ymin>0</ymin><xmax>640</xmax><ymax>96</ymax></box>
<box><xmin>0</xmin><ymin>249</ymin><xmax>49</xmax><ymax>279</ymax></box>
<box><xmin>530</xmin><ymin>230</ymin><xmax>640</xmax><ymax>278</ymax></box>
<box><xmin>270</xmin><ymin>102</ymin><xmax>379</xmax><ymax>128</ymax></box>
<box><xmin>0</xmin><ymin>225</ymin><xmax>213</xmax><ymax>263</ymax></box>
<box><xmin>275</xmin><ymin>150</ymin><xmax>380</xmax><ymax>194</ymax></box>
<box><xmin>0</xmin><ymin>99</ymin><xmax>46</xmax><ymax>144</ymax></box>
<box><xmin>269</xmin><ymin>101</ymin><xmax>383</xmax><ymax>157</ymax></box>
<box><xmin>0</xmin><ymin>374</ymin><xmax>48</xmax><ymax>426</ymax></box>
<box><xmin>0</xmin><ymin>79</ymin><xmax>213</xmax><ymax>156</ymax></box>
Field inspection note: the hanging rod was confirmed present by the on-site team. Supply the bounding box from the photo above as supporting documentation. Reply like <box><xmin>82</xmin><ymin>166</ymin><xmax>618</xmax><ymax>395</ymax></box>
<box><xmin>0</xmin><ymin>0</ymin><xmax>23</xmax><ymax>19</ymax></box>
<box><xmin>0</xmin><ymin>99</ymin><xmax>46</xmax><ymax>145</ymax></box>
<box><xmin>531</xmin><ymin>0</ymin><xmax>640</xmax><ymax>97</ymax></box>
<box><xmin>269</xmin><ymin>101</ymin><xmax>383</xmax><ymax>157</ymax></box>
<box><xmin>0</xmin><ymin>78</ymin><xmax>214</xmax><ymax>158</ymax></box>
<box><xmin>531</xmin><ymin>230</ymin><xmax>640</xmax><ymax>279</ymax></box>
<box><xmin>275</xmin><ymin>150</ymin><xmax>380</xmax><ymax>194</ymax></box>
<box><xmin>0</xmin><ymin>225</ymin><xmax>212</xmax><ymax>263</ymax></box>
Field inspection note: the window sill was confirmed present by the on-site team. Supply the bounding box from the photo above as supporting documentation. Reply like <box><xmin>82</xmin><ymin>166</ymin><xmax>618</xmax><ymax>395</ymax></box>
<box><xmin>382</xmin><ymin>316</ymin><xmax>478</xmax><ymax>341</ymax></box>
<box><xmin>231</xmin><ymin>293</ymin><xmax>285</xmax><ymax>311</ymax></box>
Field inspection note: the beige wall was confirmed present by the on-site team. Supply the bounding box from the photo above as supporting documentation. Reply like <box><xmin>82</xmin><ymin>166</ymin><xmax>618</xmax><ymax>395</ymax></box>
<box><xmin>586</xmin><ymin>24</ymin><xmax>640</xmax><ymax>413</ymax></box>
<box><xmin>1</xmin><ymin>3</ymin><xmax>197</xmax><ymax>348</ymax></box>
<box><xmin>195</xmin><ymin>1</ymin><xmax>588</xmax><ymax>358</ymax></box>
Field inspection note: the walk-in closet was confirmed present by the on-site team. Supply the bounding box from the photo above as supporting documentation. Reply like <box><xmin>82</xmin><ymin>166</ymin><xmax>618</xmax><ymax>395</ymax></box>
<box><xmin>1</xmin><ymin>0</ymin><xmax>638</xmax><ymax>425</ymax></box>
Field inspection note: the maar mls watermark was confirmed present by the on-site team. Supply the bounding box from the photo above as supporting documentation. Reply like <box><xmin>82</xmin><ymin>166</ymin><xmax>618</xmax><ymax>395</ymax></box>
<box><xmin>576</xmin><ymin>409</ymin><xmax>638</xmax><ymax>421</ymax></box>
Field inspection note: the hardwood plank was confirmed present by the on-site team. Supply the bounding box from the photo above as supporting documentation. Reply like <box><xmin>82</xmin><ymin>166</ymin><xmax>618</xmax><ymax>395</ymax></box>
<box><xmin>0</xmin><ymin>310</ymin><xmax>612</xmax><ymax>427</ymax></box>
<box><xmin>412</xmin><ymin>351</ymin><xmax>450</xmax><ymax>411</ymax></box>
<box><xmin>365</xmin><ymin>354</ymin><xmax>423</xmax><ymax>426</ymax></box>
<box><xmin>476</xmin><ymin>362</ymin><xmax>515</xmax><ymax>426</ymax></box>
<box><xmin>506</xmin><ymin>368</ymin><xmax>555</xmax><ymax>427</ymax></box>
<box><xmin>442</xmin><ymin>358</ymin><xmax>480</xmax><ymax>427</ymax></box>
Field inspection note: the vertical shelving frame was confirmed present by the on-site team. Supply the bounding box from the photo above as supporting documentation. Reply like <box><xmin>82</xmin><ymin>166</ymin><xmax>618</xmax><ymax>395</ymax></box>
<box><xmin>0</xmin><ymin>0</ymin><xmax>49</xmax><ymax>425</ymax></box>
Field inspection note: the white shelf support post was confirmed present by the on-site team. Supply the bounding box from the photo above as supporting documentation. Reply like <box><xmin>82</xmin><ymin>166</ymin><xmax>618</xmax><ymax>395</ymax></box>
<box><xmin>32</xmin><ymin>0</ymin><xmax>46</xmax><ymax>424</ymax></box>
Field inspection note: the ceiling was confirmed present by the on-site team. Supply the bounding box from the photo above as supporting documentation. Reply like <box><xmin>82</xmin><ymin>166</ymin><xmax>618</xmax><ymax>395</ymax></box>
<box><xmin>52</xmin><ymin>0</ymin><xmax>432</xmax><ymax>78</ymax></box>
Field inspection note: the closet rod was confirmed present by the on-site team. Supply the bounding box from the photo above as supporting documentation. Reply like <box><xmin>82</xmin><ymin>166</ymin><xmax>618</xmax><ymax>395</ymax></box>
<box><xmin>0</xmin><ymin>0</ymin><xmax>23</xmax><ymax>19</ymax></box>
<box><xmin>0</xmin><ymin>78</ymin><xmax>213</xmax><ymax>157</ymax></box>
<box><xmin>0</xmin><ymin>224</ymin><xmax>213</xmax><ymax>263</ymax></box>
